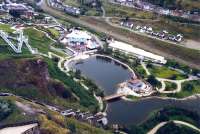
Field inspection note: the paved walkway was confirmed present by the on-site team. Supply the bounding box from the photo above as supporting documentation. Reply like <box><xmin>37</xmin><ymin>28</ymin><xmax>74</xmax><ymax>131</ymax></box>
<box><xmin>141</xmin><ymin>61</ymin><xmax>199</xmax><ymax>94</ymax></box>
<box><xmin>0</xmin><ymin>123</ymin><xmax>38</xmax><ymax>134</ymax></box>
<box><xmin>147</xmin><ymin>120</ymin><xmax>200</xmax><ymax>134</ymax></box>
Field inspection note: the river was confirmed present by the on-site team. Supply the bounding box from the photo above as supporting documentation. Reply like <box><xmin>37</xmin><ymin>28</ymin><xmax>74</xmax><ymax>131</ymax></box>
<box><xmin>73</xmin><ymin>56</ymin><xmax>200</xmax><ymax>126</ymax></box>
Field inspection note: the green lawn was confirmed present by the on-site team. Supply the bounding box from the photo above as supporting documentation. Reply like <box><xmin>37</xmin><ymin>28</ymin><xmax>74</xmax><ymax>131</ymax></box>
<box><xmin>102</xmin><ymin>0</ymin><xmax>157</xmax><ymax>19</ymax></box>
<box><xmin>148</xmin><ymin>65</ymin><xmax>188</xmax><ymax>80</ymax></box>
<box><xmin>45</xmin><ymin>58</ymin><xmax>99</xmax><ymax>112</ymax></box>
<box><xmin>63</xmin><ymin>0</ymin><xmax>80</xmax><ymax>7</ymax></box>
<box><xmin>165</xmin><ymin>81</ymin><xmax>177</xmax><ymax>91</ymax></box>
<box><xmin>126</xmin><ymin>107</ymin><xmax>200</xmax><ymax>134</ymax></box>
<box><xmin>157</xmin><ymin>121</ymin><xmax>200</xmax><ymax>134</ymax></box>
<box><xmin>0</xmin><ymin>98</ymin><xmax>35</xmax><ymax>126</ymax></box>
<box><xmin>168</xmin><ymin>80</ymin><xmax>200</xmax><ymax>98</ymax></box>
<box><xmin>48</xmin><ymin>28</ymin><xmax>60</xmax><ymax>39</ymax></box>
<box><xmin>24</xmin><ymin>28</ymin><xmax>54</xmax><ymax>54</ymax></box>
<box><xmin>0</xmin><ymin>24</ymin><xmax>15</xmax><ymax>33</ymax></box>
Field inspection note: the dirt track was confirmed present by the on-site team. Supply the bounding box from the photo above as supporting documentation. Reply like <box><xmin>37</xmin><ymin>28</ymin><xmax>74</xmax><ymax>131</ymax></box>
<box><xmin>39</xmin><ymin>0</ymin><xmax>200</xmax><ymax>68</ymax></box>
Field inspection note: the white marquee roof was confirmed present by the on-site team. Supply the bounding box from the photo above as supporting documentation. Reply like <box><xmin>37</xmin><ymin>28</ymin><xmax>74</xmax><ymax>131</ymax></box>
<box><xmin>109</xmin><ymin>41</ymin><xmax>166</xmax><ymax>64</ymax></box>
<box><xmin>66</xmin><ymin>30</ymin><xmax>91</xmax><ymax>40</ymax></box>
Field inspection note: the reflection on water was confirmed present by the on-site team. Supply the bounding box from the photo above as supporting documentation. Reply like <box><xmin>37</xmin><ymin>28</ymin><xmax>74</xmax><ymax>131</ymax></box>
<box><xmin>73</xmin><ymin>56</ymin><xmax>200</xmax><ymax>126</ymax></box>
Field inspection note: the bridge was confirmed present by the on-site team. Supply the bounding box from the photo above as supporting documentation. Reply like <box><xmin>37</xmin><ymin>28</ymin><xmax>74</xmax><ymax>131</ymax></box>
<box><xmin>103</xmin><ymin>93</ymin><xmax>126</xmax><ymax>101</ymax></box>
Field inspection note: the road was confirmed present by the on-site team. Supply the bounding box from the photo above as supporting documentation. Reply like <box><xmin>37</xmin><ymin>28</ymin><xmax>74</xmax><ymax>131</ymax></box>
<box><xmin>37</xmin><ymin>0</ymin><xmax>200</xmax><ymax>68</ymax></box>
<box><xmin>105</xmin><ymin>17</ymin><xmax>200</xmax><ymax>50</ymax></box>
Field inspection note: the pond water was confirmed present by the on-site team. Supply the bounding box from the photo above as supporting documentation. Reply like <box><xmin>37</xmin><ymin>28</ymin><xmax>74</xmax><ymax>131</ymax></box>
<box><xmin>73</xmin><ymin>56</ymin><xmax>200</xmax><ymax>126</ymax></box>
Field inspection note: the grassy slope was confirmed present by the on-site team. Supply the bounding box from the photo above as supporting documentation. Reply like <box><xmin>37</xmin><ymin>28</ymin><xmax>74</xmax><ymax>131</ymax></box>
<box><xmin>45</xmin><ymin>58</ymin><xmax>99</xmax><ymax>112</ymax></box>
<box><xmin>164</xmin><ymin>81</ymin><xmax>177</xmax><ymax>91</ymax></box>
<box><xmin>157</xmin><ymin>121</ymin><xmax>200</xmax><ymax>134</ymax></box>
<box><xmin>146</xmin><ymin>0</ymin><xmax>200</xmax><ymax>11</ymax></box>
<box><xmin>0</xmin><ymin>25</ymin><xmax>98</xmax><ymax>111</ymax></box>
<box><xmin>38</xmin><ymin>0</ymin><xmax>200</xmax><ymax>68</ymax></box>
<box><xmin>148</xmin><ymin>65</ymin><xmax>187</xmax><ymax>80</ymax></box>
<box><xmin>0</xmin><ymin>24</ymin><xmax>15</xmax><ymax>33</ymax></box>
<box><xmin>24</xmin><ymin>28</ymin><xmax>53</xmax><ymax>54</ymax></box>
<box><xmin>127</xmin><ymin>107</ymin><xmax>200</xmax><ymax>134</ymax></box>
<box><xmin>167</xmin><ymin>80</ymin><xmax>200</xmax><ymax>98</ymax></box>
<box><xmin>0</xmin><ymin>96</ymin><xmax>110</xmax><ymax>134</ymax></box>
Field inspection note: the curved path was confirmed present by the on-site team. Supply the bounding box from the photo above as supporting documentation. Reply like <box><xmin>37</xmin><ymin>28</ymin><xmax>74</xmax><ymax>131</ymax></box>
<box><xmin>147</xmin><ymin>120</ymin><xmax>200</xmax><ymax>134</ymax></box>
<box><xmin>38</xmin><ymin>0</ymin><xmax>200</xmax><ymax>68</ymax></box>
<box><xmin>141</xmin><ymin>61</ymin><xmax>199</xmax><ymax>94</ymax></box>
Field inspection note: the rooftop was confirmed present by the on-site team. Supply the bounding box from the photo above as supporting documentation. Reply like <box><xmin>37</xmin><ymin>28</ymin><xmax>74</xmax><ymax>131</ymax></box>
<box><xmin>109</xmin><ymin>41</ymin><xmax>167</xmax><ymax>64</ymax></box>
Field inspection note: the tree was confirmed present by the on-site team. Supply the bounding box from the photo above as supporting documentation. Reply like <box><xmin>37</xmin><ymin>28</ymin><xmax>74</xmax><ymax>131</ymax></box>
<box><xmin>147</xmin><ymin>75</ymin><xmax>160</xmax><ymax>87</ymax></box>
<box><xmin>68</xmin><ymin>123</ymin><xmax>76</xmax><ymax>134</ymax></box>
<box><xmin>169</xmin><ymin>74</ymin><xmax>177</xmax><ymax>80</ymax></box>
<box><xmin>183</xmin><ymin>83</ymin><xmax>194</xmax><ymax>91</ymax></box>
<box><xmin>75</xmin><ymin>70</ymin><xmax>81</xmax><ymax>79</ymax></box>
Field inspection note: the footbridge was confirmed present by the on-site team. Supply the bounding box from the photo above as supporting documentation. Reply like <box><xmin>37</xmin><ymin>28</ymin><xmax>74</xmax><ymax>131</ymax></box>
<box><xmin>0</xmin><ymin>30</ymin><xmax>36</xmax><ymax>54</ymax></box>
<box><xmin>103</xmin><ymin>93</ymin><xmax>126</xmax><ymax>101</ymax></box>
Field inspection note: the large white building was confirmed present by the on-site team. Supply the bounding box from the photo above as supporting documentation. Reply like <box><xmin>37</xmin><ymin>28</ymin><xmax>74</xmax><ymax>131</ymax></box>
<box><xmin>66</xmin><ymin>30</ymin><xmax>91</xmax><ymax>43</ymax></box>
<box><xmin>61</xmin><ymin>29</ymin><xmax>100</xmax><ymax>50</ymax></box>
<box><xmin>109</xmin><ymin>40</ymin><xmax>167</xmax><ymax>64</ymax></box>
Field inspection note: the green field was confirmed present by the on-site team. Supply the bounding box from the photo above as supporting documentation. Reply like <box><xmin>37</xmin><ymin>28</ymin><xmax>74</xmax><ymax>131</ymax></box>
<box><xmin>168</xmin><ymin>80</ymin><xmax>200</xmax><ymax>98</ymax></box>
<box><xmin>126</xmin><ymin>107</ymin><xmax>200</xmax><ymax>134</ymax></box>
<box><xmin>148</xmin><ymin>65</ymin><xmax>188</xmax><ymax>80</ymax></box>
<box><xmin>102</xmin><ymin>0</ymin><xmax>157</xmax><ymax>19</ymax></box>
<box><xmin>0</xmin><ymin>24</ymin><xmax>15</xmax><ymax>33</ymax></box>
<box><xmin>146</xmin><ymin>0</ymin><xmax>200</xmax><ymax>11</ymax></box>
<box><xmin>0</xmin><ymin>98</ymin><xmax>35</xmax><ymax>126</ymax></box>
<box><xmin>24</xmin><ymin>28</ymin><xmax>53</xmax><ymax>54</ymax></box>
<box><xmin>157</xmin><ymin>121</ymin><xmax>200</xmax><ymax>134</ymax></box>
<box><xmin>48</xmin><ymin>28</ymin><xmax>60</xmax><ymax>39</ymax></box>
<box><xmin>63</xmin><ymin>0</ymin><xmax>80</xmax><ymax>7</ymax></box>
<box><xmin>165</xmin><ymin>81</ymin><xmax>177</xmax><ymax>91</ymax></box>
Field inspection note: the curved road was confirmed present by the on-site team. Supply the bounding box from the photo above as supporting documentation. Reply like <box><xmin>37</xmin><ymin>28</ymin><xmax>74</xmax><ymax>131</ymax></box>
<box><xmin>37</xmin><ymin>0</ymin><xmax>200</xmax><ymax>68</ymax></box>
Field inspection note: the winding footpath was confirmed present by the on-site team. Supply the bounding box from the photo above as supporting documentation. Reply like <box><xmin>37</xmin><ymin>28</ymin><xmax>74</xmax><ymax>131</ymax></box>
<box><xmin>147</xmin><ymin>120</ymin><xmax>200</xmax><ymax>134</ymax></box>
<box><xmin>141</xmin><ymin>61</ymin><xmax>200</xmax><ymax>94</ymax></box>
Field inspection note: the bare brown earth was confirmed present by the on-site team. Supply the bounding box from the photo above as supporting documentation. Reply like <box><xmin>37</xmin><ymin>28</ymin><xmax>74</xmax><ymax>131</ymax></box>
<box><xmin>0</xmin><ymin>57</ymin><xmax>74</xmax><ymax>101</ymax></box>
<box><xmin>39</xmin><ymin>0</ymin><xmax>200</xmax><ymax>68</ymax></box>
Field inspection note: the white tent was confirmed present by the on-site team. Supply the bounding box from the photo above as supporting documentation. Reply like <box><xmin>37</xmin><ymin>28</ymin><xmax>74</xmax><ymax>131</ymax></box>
<box><xmin>109</xmin><ymin>41</ymin><xmax>167</xmax><ymax>64</ymax></box>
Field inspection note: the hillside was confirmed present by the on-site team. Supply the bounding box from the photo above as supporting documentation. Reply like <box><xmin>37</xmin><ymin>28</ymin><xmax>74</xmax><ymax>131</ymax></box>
<box><xmin>0</xmin><ymin>97</ymin><xmax>111</xmax><ymax>134</ymax></box>
<box><xmin>143</xmin><ymin>0</ymin><xmax>200</xmax><ymax>11</ymax></box>
<box><xmin>0</xmin><ymin>57</ymin><xmax>76</xmax><ymax>106</ymax></box>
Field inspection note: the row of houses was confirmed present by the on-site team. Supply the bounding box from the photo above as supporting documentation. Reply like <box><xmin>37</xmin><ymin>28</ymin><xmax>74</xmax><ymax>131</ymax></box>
<box><xmin>112</xmin><ymin>0</ymin><xmax>200</xmax><ymax>22</ymax></box>
<box><xmin>47</xmin><ymin>106</ymin><xmax>108</xmax><ymax>126</ymax></box>
<box><xmin>49</xmin><ymin>0</ymin><xmax>81</xmax><ymax>16</ymax></box>
<box><xmin>120</xmin><ymin>21</ymin><xmax>184</xmax><ymax>43</ymax></box>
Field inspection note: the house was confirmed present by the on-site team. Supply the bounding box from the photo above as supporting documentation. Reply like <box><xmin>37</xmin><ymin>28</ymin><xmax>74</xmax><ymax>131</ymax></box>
<box><xmin>120</xmin><ymin>21</ymin><xmax>134</xmax><ymax>29</ymax></box>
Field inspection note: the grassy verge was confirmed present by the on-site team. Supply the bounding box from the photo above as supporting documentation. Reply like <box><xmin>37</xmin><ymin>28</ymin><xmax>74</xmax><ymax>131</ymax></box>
<box><xmin>125</xmin><ymin>107</ymin><xmax>200</xmax><ymax>134</ymax></box>
<box><xmin>0</xmin><ymin>98</ymin><xmax>35</xmax><ymax>126</ymax></box>
<box><xmin>147</xmin><ymin>65</ymin><xmax>188</xmax><ymax>80</ymax></box>
<box><xmin>0</xmin><ymin>24</ymin><xmax>15</xmax><ymax>33</ymax></box>
<box><xmin>166</xmin><ymin>80</ymin><xmax>200</xmax><ymax>98</ymax></box>
<box><xmin>157</xmin><ymin>121</ymin><xmax>200</xmax><ymax>134</ymax></box>
<box><xmin>164</xmin><ymin>81</ymin><xmax>177</xmax><ymax>91</ymax></box>
<box><xmin>45</xmin><ymin>58</ymin><xmax>99</xmax><ymax>112</ymax></box>
<box><xmin>24</xmin><ymin>28</ymin><xmax>54</xmax><ymax>54</ymax></box>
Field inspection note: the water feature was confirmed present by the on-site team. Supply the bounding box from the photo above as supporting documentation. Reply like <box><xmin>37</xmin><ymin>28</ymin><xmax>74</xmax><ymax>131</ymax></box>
<box><xmin>73</xmin><ymin>56</ymin><xmax>200</xmax><ymax>126</ymax></box>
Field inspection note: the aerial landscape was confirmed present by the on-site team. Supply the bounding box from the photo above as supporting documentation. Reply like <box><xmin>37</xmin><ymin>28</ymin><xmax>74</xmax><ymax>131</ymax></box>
<box><xmin>0</xmin><ymin>0</ymin><xmax>199</xmax><ymax>134</ymax></box>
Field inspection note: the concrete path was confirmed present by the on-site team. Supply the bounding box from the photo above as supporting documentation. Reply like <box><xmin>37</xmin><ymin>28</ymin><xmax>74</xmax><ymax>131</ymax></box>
<box><xmin>147</xmin><ymin>120</ymin><xmax>200</xmax><ymax>134</ymax></box>
<box><xmin>39</xmin><ymin>0</ymin><xmax>200</xmax><ymax>68</ymax></box>
<box><xmin>141</xmin><ymin>62</ymin><xmax>200</xmax><ymax>94</ymax></box>
<box><xmin>0</xmin><ymin>123</ymin><xmax>38</xmax><ymax>134</ymax></box>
